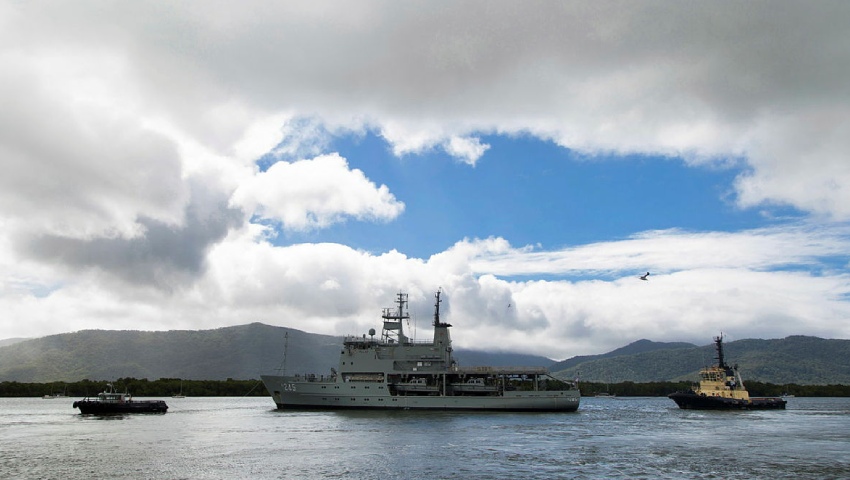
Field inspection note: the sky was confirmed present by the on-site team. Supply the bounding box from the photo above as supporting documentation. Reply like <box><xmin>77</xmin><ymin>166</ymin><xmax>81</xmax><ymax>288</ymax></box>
<box><xmin>2</xmin><ymin>1</ymin><xmax>850</xmax><ymax>360</ymax></box>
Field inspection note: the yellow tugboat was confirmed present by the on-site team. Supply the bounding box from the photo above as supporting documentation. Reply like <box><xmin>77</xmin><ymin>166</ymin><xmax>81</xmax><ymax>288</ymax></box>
<box><xmin>668</xmin><ymin>334</ymin><xmax>786</xmax><ymax>410</ymax></box>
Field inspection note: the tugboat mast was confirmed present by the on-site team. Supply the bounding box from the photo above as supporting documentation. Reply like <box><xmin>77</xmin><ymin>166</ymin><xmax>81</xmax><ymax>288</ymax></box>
<box><xmin>714</xmin><ymin>334</ymin><xmax>727</xmax><ymax>368</ymax></box>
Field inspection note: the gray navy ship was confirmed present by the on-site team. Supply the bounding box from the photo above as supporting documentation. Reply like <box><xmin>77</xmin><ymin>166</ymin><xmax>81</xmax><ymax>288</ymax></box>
<box><xmin>261</xmin><ymin>290</ymin><xmax>581</xmax><ymax>411</ymax></box>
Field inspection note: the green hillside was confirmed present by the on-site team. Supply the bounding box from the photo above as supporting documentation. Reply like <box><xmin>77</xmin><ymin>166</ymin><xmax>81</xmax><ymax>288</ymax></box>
<box><xmin>549</xmin><ymin>339</ymin><xmax>697</xmax><ymax>372</ymax></box>
<box><xmin>553</xmin><ymin>336</ymin><xmax>850</xmax><ymax>385</ymax></box>
<box><xmin>2</xmin><ymin>325</ymin><xmax>849</xmax><ymax>384</ymax></box>
<box><xmin>0</xmin><ymin>323</ymin><xmax>340</xmax><ymax>382</ymax></box>
<box><xmin>0</xmin><ymin>323</ymin><xmax>554</xmax><ymax>382</ymax></box>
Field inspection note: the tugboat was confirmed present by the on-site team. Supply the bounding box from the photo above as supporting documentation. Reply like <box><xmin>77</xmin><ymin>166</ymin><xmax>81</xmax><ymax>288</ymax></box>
<box><xmin>73</xmin><ymin>383</ymin><xmax>168</xmax><ymax>414</ymax></box>
<box><xmin>261</xmin><ymin>290</ymin><xmax>581</xmax><ymax>411</ymax></box>
<box><xmin>668</xmin><ymin>334</ymin><xmax>786</xmax><ymax>410</ymax></box>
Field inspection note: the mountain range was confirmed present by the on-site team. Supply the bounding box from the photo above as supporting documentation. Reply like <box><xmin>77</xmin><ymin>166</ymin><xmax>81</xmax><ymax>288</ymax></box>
<box><xmin>1</xmin><ymin>324</ymin><xmax>849</xmax><ymax>384</ymax></box>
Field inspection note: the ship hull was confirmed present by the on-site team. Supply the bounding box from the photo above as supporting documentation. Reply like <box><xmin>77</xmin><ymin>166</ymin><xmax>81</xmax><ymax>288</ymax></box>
<box><xmin>262</xmin><ymin>375</ymin><xmax>580</xmax><ymax>412</ymax></box>
<box><xmin>73</xmin><ymin>400</ymin><xmax>168</xmax><ymax>414</ymax></box>
<box><xmin>668</xmin><ymin>391</ymin><xmax>786</xmax><ymax>410</ymax></box>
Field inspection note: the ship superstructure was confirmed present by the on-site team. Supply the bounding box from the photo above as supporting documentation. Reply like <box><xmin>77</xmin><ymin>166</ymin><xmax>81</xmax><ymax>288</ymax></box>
<box><xmin>261</xmin><ymin>290</ymin><xmax>580</xmax><ymax>411</ymax></box>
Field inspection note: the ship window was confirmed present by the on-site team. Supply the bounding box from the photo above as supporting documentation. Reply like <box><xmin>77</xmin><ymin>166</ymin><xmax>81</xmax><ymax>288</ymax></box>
<box><xmin>365</xmin><ymin>386</ymin><xmax>370</xmax><ymax>389</ymax></box>
<box><xmin>351</xmin><ymin>386</ymin><xmax>356</xmax><ymax>389</ymax></box>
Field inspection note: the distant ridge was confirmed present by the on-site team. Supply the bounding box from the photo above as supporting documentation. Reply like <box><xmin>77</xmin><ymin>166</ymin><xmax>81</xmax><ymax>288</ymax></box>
<box><xmin>1</xmin><ymin>325</ymin><xmax>849</xmax><ymax>384</ymax></box>
<box><xmin>0</xmin><ymin>338</ymin><xmax>28</xmax><ymax>348</ymax></box>
<box><xmin>549</xmin><ymin>339</ymin><xmax>697</xmax><ymax>372</ymax></box>
<box><xmin>0</xmin><ymin>323</ymin><xmax>554</xmax><ymax>383</ymax></box>
<box><xmin>551</xmin><ymin>335</ymin><xmax>850</xmax><ymax>385</ymax></box>
<box><xmin>0</xmin><ymin>323</ymin><xmax>340</xmax><ymax>382</ymax></box>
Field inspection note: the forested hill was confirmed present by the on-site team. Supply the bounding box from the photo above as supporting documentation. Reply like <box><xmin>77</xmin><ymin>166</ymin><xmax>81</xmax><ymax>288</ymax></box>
<box><xmin>2</xmin><ymin>325</ymin><xmax>849</xmax><ymax>385</ymax></box>
<box><xmin>549</xmin><ymin>339</ymin><xmax>697</xmax><ymax>372</ymax></box>
<box><xmin>551</xmin><ymin>336</ymin><xmax>850</xmax><ymax>385</ymax></box>
<box><xmin>0</xmin><ymin>323</ymin><xmax>554</xmax><ymax>382</ymax></box>
<box><xmin>0</xmin><ymin>323</ymin><xmax>340</xmax><ymax>382</ymax></box>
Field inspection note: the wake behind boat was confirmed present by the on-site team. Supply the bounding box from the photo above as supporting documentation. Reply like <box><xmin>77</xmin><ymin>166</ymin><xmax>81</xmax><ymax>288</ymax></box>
<box><xmin>73</xmin><ymin>383</ymin><xmax>168</xmax><ymax>414</ymax></box>
<box><xmin>261</xmin><ymin>290</ymin><xmax>581</xmax><ymax>411</ymax></box>
<box><xmin>668</xmin><ymin>334</ymin><xmax>786</xmax><ymax>410</ymax></box>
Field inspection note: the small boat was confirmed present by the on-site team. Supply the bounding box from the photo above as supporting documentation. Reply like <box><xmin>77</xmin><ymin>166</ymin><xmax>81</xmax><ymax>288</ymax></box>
<box><xmin>73</xmin><ymin>383</ymin><xmax>168</xmax><ymax>414</ymax></box>
<box><xmin>668</xmin><ymin>334</ymin><xmax>786</xmax><ymax>410</ymax></box>
<box><xmin>43</xmin><ymin>385</ymin><xmax>67</xmax><ymax>399</ymax></box>
<box><xmin>448</xmin><ymin>377</ymin><xmax>500</xmax><ymax>395</ymax></box>
<box><xmin>172</xmin><ymin>381</ymin><xmax>186</xmax><ymax>398</ymax></box>
<box><xmin>394</xmin><ymin>377</ymin><xmax>441</xmax><ymax>394</ymax></box>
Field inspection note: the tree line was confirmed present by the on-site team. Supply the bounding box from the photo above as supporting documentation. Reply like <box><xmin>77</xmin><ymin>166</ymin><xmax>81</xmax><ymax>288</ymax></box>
<box><xmin>2</xmin><ymin>378</ymin><xmax>849</xmax><ymax>397</ymax></box>
<box><xmin>0</xmin><ymin>378</ymin><xmax>267</xmax><ymax>397</ymax></box>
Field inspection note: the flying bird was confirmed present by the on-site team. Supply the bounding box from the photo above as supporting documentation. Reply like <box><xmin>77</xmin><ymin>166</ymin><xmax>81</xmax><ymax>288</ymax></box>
<box><xmin>639</xmin><ymin>272</ymin><xmax>650</xmax><ymax>281</ymax></box>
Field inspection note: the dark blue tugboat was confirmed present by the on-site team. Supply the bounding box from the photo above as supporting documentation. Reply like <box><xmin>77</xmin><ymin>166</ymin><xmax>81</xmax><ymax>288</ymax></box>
<box><xmin>669</xmin><ymin>334</ymin><xmax>786</xmax><ymax>410</ymax></box>
<box><xmin>73</xmin><ymin>383</ymin><xmax>168</xmax><ymax>414</ymax></box>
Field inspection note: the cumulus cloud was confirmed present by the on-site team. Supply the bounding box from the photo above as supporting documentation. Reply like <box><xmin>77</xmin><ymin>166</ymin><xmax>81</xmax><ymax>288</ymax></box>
<box><xmin>6</xmin><ymin>219</ymin><xmax>848</xmax><ymax>359</ymax></box>
<box><xmin>0</xmin><ymin>47</ymin><xmax>188</xmax><ymax>239</ymax></box>
<box><xmin>5</xmin><ymin>2</ymin><xmax>849</xmax><ymax>215</ymax></box>
<box><xmin>15</xmin><ymin>180</ymin><xmax>243</xmax><ymax>291</ymax></box>
<box><xmin>445</xmin><ymin>136</ymin><xmax>490</xmax><ymax>166</ymax></box>
<box><xmin>2</xmin><ymin>2</ymin><xmax>850</xmax><ymax>359</ymax></box>
<box><xmin>231</xmin><ymin>153</ymin><xmax>405</xmax><ymax>231</ymax></box>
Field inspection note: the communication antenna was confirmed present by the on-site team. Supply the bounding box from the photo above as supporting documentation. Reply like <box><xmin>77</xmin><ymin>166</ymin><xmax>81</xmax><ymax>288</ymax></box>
<box><xmin>275</xmin><ymin>332</ymin><xmax>289</xmax><ymax>375</ymax></box>
<box><xmin>408</xmin><ymin>309</ymin><xmax>415</xmax><ymax>342</ymax></box>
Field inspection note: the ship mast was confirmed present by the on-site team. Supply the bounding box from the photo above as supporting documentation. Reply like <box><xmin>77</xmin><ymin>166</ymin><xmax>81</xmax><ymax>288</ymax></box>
<box><xmin>381</xmin><ymin>292</ymin><xmax>409</xmax><ymax>344</ymax></box>
<box><xmin>433</xmin><ymin>288</ymin><xmax>450</xmax><ymax>328</ymax></box>
<box><xmin>714</xmin><ymin>334</ymin><xmax>727</xmax><ymax>368</ymax></box>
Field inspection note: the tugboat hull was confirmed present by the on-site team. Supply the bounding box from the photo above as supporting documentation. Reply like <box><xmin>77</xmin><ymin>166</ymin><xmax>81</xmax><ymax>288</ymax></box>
<box><xmin>73</xmin><ymin>399</ymin><xmax>168</xmax><ymax>414</ymax></box>
<box><xmin>73</xmin><ymin>383</ymin><xmax>168</xmax><ymax>414</ymax></box>
<box><xmin>668</xmin><ymin>391</ymin><xmax>786</xmax><ymax>410</ymax></box>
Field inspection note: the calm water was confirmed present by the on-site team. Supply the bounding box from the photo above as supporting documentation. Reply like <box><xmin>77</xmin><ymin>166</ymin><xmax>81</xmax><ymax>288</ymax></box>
<box><xmin>1</xmin><ymin>396</ymin><xmax>848</xmax><ymax>479</ymax></box>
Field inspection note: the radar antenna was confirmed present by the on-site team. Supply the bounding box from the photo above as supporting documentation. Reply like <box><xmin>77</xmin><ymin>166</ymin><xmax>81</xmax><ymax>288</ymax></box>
<box><xmin>381</xmin><ymin>292</ymin><xmax>410</xmax><ymax>344</ymax></box>
<box><xmin>433</xmin><ymin>288</ymin><xmax>451</xmax><ymax>328</ymax></box>
<box><xmin>714</xmin><ymin>333</ymin><xmax>727</xmax><ymax>369</ymax></box>
<box><xmin>275</xmin><ymin>332</ymin><xmax>289</xmax><ymax>375</ymax></box>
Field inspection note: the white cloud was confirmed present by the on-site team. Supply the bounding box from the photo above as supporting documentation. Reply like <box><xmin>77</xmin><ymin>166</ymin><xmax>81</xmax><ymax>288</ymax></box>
<box><xmin>3</xmin><ymin>222</ymin><xmax>849</xmax><ymax>359</ymax></box>
<box><xmin>230</xmin><ymin>153</ymin><xmax>405</xmax><ymax>231</ymax></box>
<box><xmin>445</xmin><ymin>136</ymin><xmax>490</xmax><ymax>166</ymax></box>
<box><xmin>734</xmin><ymin>108</ymin><xmax>850</xmax><ymax>218</ymax></box>
<box><xmin>2</xmin><ymin>2</ymin><xmax>850</xmax><ymax>360</ymax></box>
<box><xmin>5</xmin><ymin>2</ymin><xmax>849</xmax><ymax>218</ymax></box>
<box><xmin>465</xmin><ymin>224</ymin><xmax>850</xmax><ymax>277</ymax></box>
<box><xmin>0</xmin><ymin>47</ymin><xmax>188</xmax><ymax>239</ymax></box>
